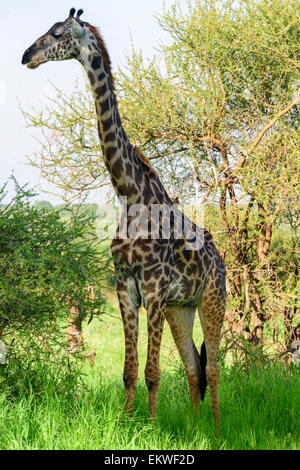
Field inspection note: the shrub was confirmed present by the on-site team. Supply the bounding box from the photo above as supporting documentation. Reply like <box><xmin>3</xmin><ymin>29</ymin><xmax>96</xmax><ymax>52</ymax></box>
<box><xmin>0</xmin><ymin>178</ymin><xmax>112</xmax><ymax>393</ymax></box>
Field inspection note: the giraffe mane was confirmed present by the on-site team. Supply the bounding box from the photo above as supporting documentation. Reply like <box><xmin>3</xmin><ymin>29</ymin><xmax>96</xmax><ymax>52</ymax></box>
<box><xmin>87</xmin><ymin>25</ymin><xmax>157</xmax><ymax>176</ymax></box>
<box><xmin>88</xmin><ymin>24</ymin><xmax>115</xmax><ymax>91</ymax></box>
<box><xmin>134</xmin><ymin>147</ymin><xmax>158</xmax><ymax>176</ymax></box>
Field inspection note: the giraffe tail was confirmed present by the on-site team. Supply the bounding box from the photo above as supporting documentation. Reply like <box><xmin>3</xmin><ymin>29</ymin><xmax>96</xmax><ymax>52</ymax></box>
<box><xmin>199</xmin><ymin>341</ymin><xmax>207</xmax><ymax>401</ymax></box>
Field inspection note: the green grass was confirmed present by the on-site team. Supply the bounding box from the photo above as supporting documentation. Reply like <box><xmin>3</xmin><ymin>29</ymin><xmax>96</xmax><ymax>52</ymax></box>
<box><xmin>0</xmin><ymin>300</ymin><xmax>299</xmax><ymax>450</ymax></box>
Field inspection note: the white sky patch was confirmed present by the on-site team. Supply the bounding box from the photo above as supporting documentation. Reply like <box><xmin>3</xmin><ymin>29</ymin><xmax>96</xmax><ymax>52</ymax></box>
<box><xmin>0</xmin><ymin>80</ymin><xmax>6</xmax><ymax>104</ymax></box>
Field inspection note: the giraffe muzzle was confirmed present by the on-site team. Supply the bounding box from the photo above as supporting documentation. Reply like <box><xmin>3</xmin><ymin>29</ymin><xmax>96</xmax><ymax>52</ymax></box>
<box><xmin>22</xmin><ymin>48</ymin><xmax>34</xmax><ymax>65</ymax></box>
<box><xmin>21</xmin><ymin>45</ymin><xmax>42</xmax><ymax>68</ymax></box>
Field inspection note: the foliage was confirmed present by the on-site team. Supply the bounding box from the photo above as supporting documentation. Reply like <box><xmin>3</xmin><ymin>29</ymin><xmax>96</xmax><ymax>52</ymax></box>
<box><xmin>21</xmin><ymin>80</ymin><xmax>106</xmax><ymax>201</ymax></box>
<box><xmin>118</xmin><ymin>0</ymin><xmax>300</xmax><ymax>355</ymax></box>
<box><xmin>35</xmin><ymin>200</ymin><xmax>54</xmax><ymax>212</ymax></box>
<box><xmin>0</xmin><ymin>178</ymin><xmax>112</xmax><ymax>381</ymax></box>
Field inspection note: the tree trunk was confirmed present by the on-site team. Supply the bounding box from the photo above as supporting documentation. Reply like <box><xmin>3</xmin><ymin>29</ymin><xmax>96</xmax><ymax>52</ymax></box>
<box><xmin>283</xmin><ymin>306</ymin><xmax>300</xmax><ymax>364</ymax></box>
<box><xmin>67</xmin><ymin>305</ymin><xmax>84</xmax><ymax>353</ymax></box>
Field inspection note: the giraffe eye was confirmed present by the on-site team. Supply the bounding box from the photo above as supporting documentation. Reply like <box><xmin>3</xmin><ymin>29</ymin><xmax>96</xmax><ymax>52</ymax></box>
<box><xmin>51</xmin><ymin>32</ymin><xmax>62</xmax><ymax>39</ymax></box>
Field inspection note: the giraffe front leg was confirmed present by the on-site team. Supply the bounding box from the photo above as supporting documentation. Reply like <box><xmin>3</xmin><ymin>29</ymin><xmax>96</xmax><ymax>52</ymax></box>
<box><xmin>123</xmin><ymin>330</ymin><xmax>138</xmax><ymax>416</ymax></box>
<box><xmin>144</xmin><ymin>300</ymin><xmax>166</xmax><ymax>419</ymax></box>
<box><xmin>116</xmin><ymin>278</ymin><xmax>140</xmax><ymax>416</ymax></box>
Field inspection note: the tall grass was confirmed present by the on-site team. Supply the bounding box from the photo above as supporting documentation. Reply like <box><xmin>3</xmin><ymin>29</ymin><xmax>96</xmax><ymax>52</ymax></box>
<box><xmin>0</xmin><ymin>312</ymin><xmax>299</xmax><ymax>450</ymax></box>
<box><xmin>0</xmin><ymin>363</ymin><xmax>299</xmax><ymax>450</ymax></box>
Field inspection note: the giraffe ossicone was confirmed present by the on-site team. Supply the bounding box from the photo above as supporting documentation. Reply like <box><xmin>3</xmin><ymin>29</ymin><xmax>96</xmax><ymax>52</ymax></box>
<box><xmin>22</xmin><ymin>9</ymin><xmax>226</xmax><ymax>431</ymax></box>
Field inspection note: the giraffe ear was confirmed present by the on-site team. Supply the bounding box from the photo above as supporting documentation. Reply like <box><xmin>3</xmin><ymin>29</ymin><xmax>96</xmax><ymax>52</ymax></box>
<box><xmin>72</xmin><ymin>19</ymin><xmax>85</xmax><ymax>38</ymax></box>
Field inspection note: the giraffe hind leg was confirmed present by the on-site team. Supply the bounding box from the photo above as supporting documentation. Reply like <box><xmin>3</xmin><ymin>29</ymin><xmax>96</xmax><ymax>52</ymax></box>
<box><xmin>199</xmin><ymin>340</ymin><xmax>207</xmax><ymax>401</ymax></box>
<box><xmin>166</xmin><ymin>305</ymin><xmax>205</xmax><ymax>410</ymax></box>
<box><xmin>198</xmin><ymin>272</ymin><xmax>226</xmax><ymax>431</ymax></box>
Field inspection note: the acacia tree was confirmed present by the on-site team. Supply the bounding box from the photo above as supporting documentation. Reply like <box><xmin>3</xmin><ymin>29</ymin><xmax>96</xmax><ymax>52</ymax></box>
<box><xmin>23</xmin><ymin>0</ymin><xmax>300</xmax><ymax>359</ymax></box>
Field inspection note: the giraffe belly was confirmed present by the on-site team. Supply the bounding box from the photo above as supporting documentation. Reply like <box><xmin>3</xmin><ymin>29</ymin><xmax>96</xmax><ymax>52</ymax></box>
<box><xmin>167</xmin><ymin>269</ymin><xmax>206</xmax><ymax>307</ymax></box>
<box><xmin>166</xmin><ymin>240</ymin><xmax>213</xmax><ymax>306</ymax></box>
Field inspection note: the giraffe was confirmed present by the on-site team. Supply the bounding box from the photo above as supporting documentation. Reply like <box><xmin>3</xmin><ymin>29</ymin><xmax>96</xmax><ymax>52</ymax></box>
<box><xmin>22</xmin><ymin>9</ymin><xmax>226</xmax><ymax>430</ymax></box>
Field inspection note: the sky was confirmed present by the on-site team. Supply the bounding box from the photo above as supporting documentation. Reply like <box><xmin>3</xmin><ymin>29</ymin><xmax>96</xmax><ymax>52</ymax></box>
<box><xmin>0</xmin><ymin>0</ymin><xmax>188</xmax><ymax>205</ymax></box>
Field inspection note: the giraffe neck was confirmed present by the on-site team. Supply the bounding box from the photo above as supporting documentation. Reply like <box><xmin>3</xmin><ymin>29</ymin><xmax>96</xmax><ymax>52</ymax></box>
<box><xmin>80</xmin><ymin>37</ymin><xmax>171</xmax><ymax>208</ymax></box>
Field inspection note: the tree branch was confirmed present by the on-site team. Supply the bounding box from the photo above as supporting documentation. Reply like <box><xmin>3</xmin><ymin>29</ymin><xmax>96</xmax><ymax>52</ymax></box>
<box><xmin>249</xmin><ymin>97</ymin><xmax>299</xmax><ymax>151</ymax></box>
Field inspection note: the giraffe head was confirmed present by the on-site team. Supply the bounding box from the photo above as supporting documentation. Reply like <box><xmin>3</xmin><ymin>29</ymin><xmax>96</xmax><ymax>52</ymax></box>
<box><xmin>22</xmin><ymin>8</ymin><xmax>90</xmax><ymax>69</ymax></box>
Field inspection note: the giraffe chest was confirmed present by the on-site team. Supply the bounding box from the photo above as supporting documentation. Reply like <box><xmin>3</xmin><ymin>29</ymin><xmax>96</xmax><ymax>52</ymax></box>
<box><xmin>111</xmin><ymin>237</ymin><xmax>173</xmax><ymax>275</ymax></box>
